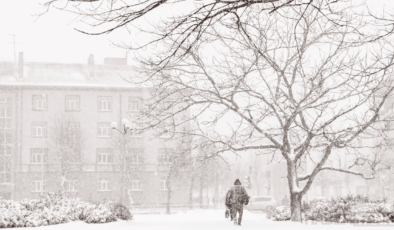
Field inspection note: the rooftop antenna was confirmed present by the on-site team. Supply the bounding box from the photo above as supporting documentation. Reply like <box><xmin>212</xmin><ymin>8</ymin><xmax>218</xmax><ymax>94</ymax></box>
<box><xmin>9</xmin><ymin>34</ymin><xmax>17</xmax><ymax>64</ymax></box>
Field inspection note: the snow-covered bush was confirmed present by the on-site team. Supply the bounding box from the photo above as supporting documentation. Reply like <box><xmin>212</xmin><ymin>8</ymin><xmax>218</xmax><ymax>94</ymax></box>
<box><xmin>303</xmin><ymin>198</ymin><xmax>353</xmax><ymax>222</ymax></box>
<box><xmin>267</xmin><ymin>206</ymin><xmax>291</xmax><ymax>221</ymax></box>
<box><xmin>302</xmin><ymin>195</ymin><xmax>394</xmax><ymax>223</ymax></box>
<box><xmin>269</xmin><ymin>195</ymin><xmax>394</xmax><ymax>223</ymax></box>
<box><xmin>110</xmin><ymin>203</ymin><xmax>133</xmax><ymax>220</ymax></box>
<box><xmin>85</xmin><ymin>204</ymin><xmax>117</xmax><ymax>224</ymax></box>
<box><xmin>0</xmin><ymin>192</ymin><xmax>131</xmax><ymax>228</ymax></box>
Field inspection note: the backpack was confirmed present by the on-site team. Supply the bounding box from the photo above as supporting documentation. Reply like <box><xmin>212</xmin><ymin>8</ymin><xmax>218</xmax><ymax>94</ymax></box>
<box><xmin>243</xmin><ymin>194</ymin><xmax>250</xmax><ymax>205</ymax></box>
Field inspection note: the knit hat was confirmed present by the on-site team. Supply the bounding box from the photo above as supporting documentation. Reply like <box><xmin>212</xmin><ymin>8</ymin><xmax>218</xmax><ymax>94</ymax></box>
<box><xmin>234</xmin><ymin>179</ymin><xmax>241</xmax><ymax>185</ymax></box>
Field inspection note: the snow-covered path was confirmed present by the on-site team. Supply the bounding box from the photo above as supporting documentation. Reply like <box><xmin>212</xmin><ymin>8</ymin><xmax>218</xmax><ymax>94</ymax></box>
<box><xmin>16</xmin><ymin>209</ymin><xmax>393</xmax><ymax>230</ymax></box>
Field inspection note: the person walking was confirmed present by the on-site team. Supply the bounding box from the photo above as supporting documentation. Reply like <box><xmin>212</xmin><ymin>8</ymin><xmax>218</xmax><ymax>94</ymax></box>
<box><xmin>227</xmin><ymin>179</ymin><xmax>249</xmax><ymax>226</ymax></box>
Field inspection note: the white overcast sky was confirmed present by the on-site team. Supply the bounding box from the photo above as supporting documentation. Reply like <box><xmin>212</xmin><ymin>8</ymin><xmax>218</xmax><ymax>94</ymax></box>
<box><xmin>0</xmin><ymin>0</ymin><xmax>393</xmax><ymax>65</ymax></box>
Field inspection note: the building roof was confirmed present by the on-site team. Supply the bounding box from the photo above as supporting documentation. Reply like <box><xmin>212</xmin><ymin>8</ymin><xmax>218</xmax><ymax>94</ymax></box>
<box><xmin>0</xmin><ymin>59</ymin><xmax>138</xmax><ymax>89</ymax></box>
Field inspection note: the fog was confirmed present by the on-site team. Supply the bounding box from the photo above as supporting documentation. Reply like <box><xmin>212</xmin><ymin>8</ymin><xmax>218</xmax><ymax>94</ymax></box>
<box><xmin>0</xmin><ymin>0</ymin><xmax>394</xmax><ymax>218</ymax></box>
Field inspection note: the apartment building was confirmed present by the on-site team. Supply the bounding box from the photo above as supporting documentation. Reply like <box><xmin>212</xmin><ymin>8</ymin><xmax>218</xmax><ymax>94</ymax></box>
<box><xmin>0</xmin><ymin>53</ymin><xmax>190</xmax><ymax>205</ymax></box>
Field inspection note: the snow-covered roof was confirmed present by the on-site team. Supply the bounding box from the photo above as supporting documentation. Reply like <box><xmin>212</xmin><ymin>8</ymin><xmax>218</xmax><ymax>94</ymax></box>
<box><xmin>0</xmin><ymin>60</ymin><xmax>138</xmax><ymax>89</ymax></box>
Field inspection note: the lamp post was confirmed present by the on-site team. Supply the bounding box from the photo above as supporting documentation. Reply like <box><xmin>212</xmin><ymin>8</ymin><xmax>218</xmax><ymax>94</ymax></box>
<box><xmin>111</xmin><ymin>118</ymin><xmax>134</xmax><ymax>206</ymax></box>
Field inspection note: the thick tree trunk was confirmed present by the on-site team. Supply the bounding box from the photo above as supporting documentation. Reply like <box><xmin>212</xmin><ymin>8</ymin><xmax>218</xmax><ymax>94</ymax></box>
<box><xmin>287</xmin><ymin>158</ymin><xmax>303</xmax><ymax>222</ymax></box>
<box><xmin>290</xmin><ymin>193</ymin><xmax>302</xmax><ymax>222</ymax></box>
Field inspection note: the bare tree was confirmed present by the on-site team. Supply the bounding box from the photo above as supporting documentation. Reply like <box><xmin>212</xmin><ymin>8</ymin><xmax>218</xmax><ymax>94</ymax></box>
<box><xmin>40</xmin><ymin>0</ymin><xmax>394</xmax><ymax>66</ymax></box>
<box><xmin>159</xmin><ymin>141</ymin><xmax>193</xmax><ymax>214</ymax></box>
<box><xmin>42</xmin><ymin>0</ymin><xmax>394</xmax><ymax>222</ymax></box>
<box><xmin>124</xmin><ymin>1</ymin><xmax>394</xmax><ymax>221</ymax></box>
<box><xmin>49</xmin><ymin>113</ymin><xmax>85</xmax><ymax>192</ymax></box>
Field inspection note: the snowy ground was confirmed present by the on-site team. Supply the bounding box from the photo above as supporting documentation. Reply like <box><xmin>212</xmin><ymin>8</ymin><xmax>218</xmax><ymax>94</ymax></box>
<box><xmin>16</xmin><ymin>209</ymin><xmax>394</xmax><ymax>230</ymax></box>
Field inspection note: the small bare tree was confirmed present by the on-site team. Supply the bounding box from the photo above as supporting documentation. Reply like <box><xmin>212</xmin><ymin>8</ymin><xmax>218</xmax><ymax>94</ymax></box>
<box><xmin>160</xmin><ymin>142</ymin><xmax>193</xmax><ymax>214</ymax></box>
<box><xmin>49</xmin><ymin>113</ymin><xmax>85</xmax><ymax>192</ymax></box>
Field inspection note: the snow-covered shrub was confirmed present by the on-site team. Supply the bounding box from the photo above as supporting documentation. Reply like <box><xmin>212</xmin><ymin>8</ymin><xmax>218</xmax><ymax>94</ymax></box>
<box><xmin>341</xmin><ymin>194</ymin><xmax>369</xmax><ymax>204</ymax></box>
<box><xmin>267</xmin><ymin>206</ymin><xmax>291</xmax><ymax>221</ymax></box>
<box><xmin>85</xmin><ymin>204</ymin><xmax>117</xmax><ymax>224</ymax></box>
<box><xmin>0</xmin><ymin>192</ymin><xmax>128</xmax><ymax>228</ymax></box>
<box><xmin>303</xmin><ymin>198</ymin><xmax>354</xmax><ymax>222</ymax></box>
<box><xmin>301</xmin><ymin>195</ymin><xmax>394</xmax><ymax>223</ymax></box>
<box><xmin>268</xmin><ymin>195</ymin><xmax>394</xmax><ymax>223</ymax></box>
<box><xmin>110</xmin><ymin>203</ymin><xmax>133</xmax><ymax>220</ymax></box>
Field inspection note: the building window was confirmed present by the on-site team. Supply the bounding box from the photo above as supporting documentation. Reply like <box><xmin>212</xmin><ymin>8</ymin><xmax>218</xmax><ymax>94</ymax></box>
<box><xmin>98</xmin><ymin>96</ymin><xmax>112</xmax><ymax>112</ymax></box>
<box><xmin>0</xmin><ymin>97</ymin><xmax>13</xmax><ymax>129</ymax></box>
<box><xmin>0</xmin><ymin>156</ymin><xmax>11</xmax><ymax>184</ymax></box>
<box><xmin>125</xmin><ymin>148</ymin><xmax>144</xmax><ymax>164</ymax></box>
<box><xmin>97</xmin><ymin>122</ymin><xmax>111</xmax><ymax>138</ymax></box>
<box><xmin>0</xmin><ymin>95</ymin><xmax>13</xmax><ymax>104</ymax></box>
<box><xmin>64</xmin><ymin>180</ymin><xmax>77</xmax><ymax>192</ymax></box>
<box><xmin>0</xmin><ymin>145</ymin><xmax>12</xmax><ymax>156</ymax></box>
<box><xmin>126</xmin><ymin>155</ymin><xmax>143</xmax><ymax>164</ymax></box>
<box><xmin>97</xmin><ymin>149</ymin><xmax>113</xmax><ymax>164</ymax></box>
<box><xmin>65</xmin><ymin>95</ymin><xmax>80</xmax><ymax>111</ymax></box>
<box><xmin>160</xmin><ymin>180</ymin><xmax>171</xmax><ymax>190</ymax></box>
<box><xmin>158</xmin><ymin>148</ymin><xmax>174</xmax><ymax>164</ymax></box>
<box><xmin>32</xmin><ymin>95</ymin><xmax>47</xmax><ymax>111</ymax></box>
<box><xmin>31</xmin><ymin>180</ymin><xmax>45</xmax><ymax>192</ymax></box>
<box><xmin>31</xmin><ymin>121</ymin><xmax>47</xmax><ymax>138</ymax></box>
<box><xmin>30</xmin><ymin>148</ymin><xmax>48</xmax><ymax>164</ymax></box>
<box><xmin>128</xmin><ymin>98</ymin><xmax>141</xmax><ymax>111</ymax></box>
<box><xmin>0</xmin><ymin>95</ymin><xmax>13</xmax><ymax>184</ymax></box>
<box><xmin>97</xmin><ymin>178</ymin><xmax>111</xmax><ymax>191</ymax></box>
<box><xmin>0</xmin><ymin>132</ymin><xmax>13</xmax><ymax>162</ymax></box>
<box><xmin>129</xmin><ymin>180</ymin><xmax>143</xmax><ymax>191</ymax></box>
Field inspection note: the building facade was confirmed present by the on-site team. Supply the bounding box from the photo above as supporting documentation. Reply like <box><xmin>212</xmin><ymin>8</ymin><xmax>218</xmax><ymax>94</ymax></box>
<box><xmin>0</xmin><ymin>53</ymin><xmax>190</xmax><ymax>205</ymax></box>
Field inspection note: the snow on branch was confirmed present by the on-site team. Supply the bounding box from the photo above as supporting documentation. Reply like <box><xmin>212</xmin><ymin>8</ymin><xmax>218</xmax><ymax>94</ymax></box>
<box><xmin>298</xmin><ymin>166</ymin><xmax>375</xmax><ymax>181</ymax></box>
<box><xmin>320</xmin><ymin>167</ymin><xmax>375</xmax><ymax>180</ymax></box>
<box><xmin>297</xmin><ymin>174</ymin><xmax>311</xmax><ymax>181</ymax></box>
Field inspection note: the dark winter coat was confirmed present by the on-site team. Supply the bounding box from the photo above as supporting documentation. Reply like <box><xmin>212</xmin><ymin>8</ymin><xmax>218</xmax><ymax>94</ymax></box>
<box><xmin>227</xmin><ymin>185</ymin><xmax>249</xmax><ymax>205</ymax></box>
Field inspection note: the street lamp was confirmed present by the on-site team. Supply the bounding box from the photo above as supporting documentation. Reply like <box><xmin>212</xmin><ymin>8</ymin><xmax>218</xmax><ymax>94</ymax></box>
<box><xmin>112</xmin><ymin>118</ymin><xmax>134</xmax><ymax>207</ymax></box>
<box><xmin>112</xmin><ymin>118</ymin><xmax>135</xmax><ymax>133</ymax></box>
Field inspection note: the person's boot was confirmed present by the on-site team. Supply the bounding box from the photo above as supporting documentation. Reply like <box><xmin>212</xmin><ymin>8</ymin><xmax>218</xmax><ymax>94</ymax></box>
<box><xmin>238</xmin><ymin>218</ymin><xmax>242</xmax><ymax>226</ymax></box>
<box><xmin>234</xmin><ymin>218</ymin><xmax>237</xmax><ymax>225</ymax></box>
